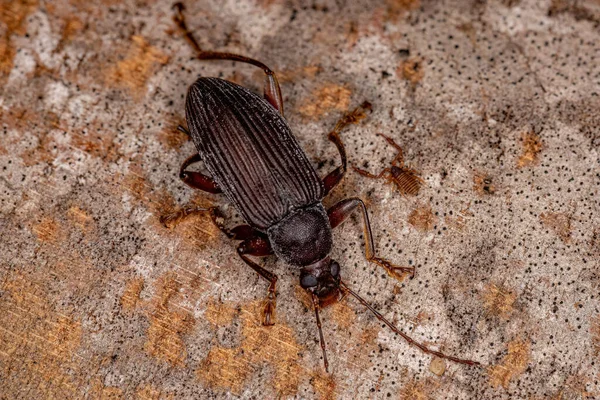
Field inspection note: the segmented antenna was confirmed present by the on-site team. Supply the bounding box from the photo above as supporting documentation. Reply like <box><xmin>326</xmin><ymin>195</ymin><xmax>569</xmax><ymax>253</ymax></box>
<box><xmin>339</xmin><ymin>281</ymin><xmax>480</xmax><ymax>367</ymax></box>
<box><xmin>312</xmin><ymin>294</ymin><xmax>329</xmax><ymax>372</ymax></box>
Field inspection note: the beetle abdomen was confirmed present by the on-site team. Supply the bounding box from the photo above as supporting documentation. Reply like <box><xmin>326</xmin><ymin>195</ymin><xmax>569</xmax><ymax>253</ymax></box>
<box><xmin>185</xmin><ymin>78</ymin><xmax>324</xmax><ymax>230</ymax></box>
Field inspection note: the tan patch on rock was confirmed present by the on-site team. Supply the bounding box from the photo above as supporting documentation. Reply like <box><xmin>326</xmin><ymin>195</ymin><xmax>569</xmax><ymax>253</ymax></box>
<box><xmin>386</xmin><ymin>0</ymin><xmax>420</xmax><ymax>22</ymax></box>
<box><xmin>204</xmin><ymin>298</ymin><xmax>238</xmax><ymax>327</ymax></box>
<box><xmin>400</xmin><ymin>378</ymin><xmax>437</xmax><ymax>400</ymax></box>
<box><xmin>0</xmin><ymin>0</ymin><xmax>37</xmax><ymax>81</ymax></box>
<box><xmin>158</xmin><ymin>114</ymin><xmax>189</xmax><ymax>150</ymax></box>
<box><xmin>408</xmin><ymin>204</ymin><xmax>436</xmax><ymax>232</ymax></box>
<box><xmin>517</xmin><ymin>131</ymin><xmax>543</xmax><ymax>168</ymax></box>
<box><xmin>196</xmin><ymin>301</ymin><xmax>302</xmax><ymax>396</ymax></box>
<box><xmin>0</xmin><ymin>0</ymin><xmax>38</xmax><ymax>34</ymax></box>
<box><xmin>89</xmin><ymin>378</ymin><xmax>124</xmax><ymax>399</ymax></box>
<box><xmin>482</xmin><ymin>283</ymin><xmax>517</xmax><ymax>320</ymax></box>
<box><xmin>311</xmin><ymin>371</ymin><xmax>337</xmax><ymax>400</ymax></box>
<box><xmin>330</xmin><ymin>301</ymin><xmax>356</xmax><ymax>330</ymax></box>
<box><xmin>67</xmin><ymin>206</ymin><xmax>94</xmax><ymax>233</ymax></box>
<box><xmin>32</xmin><ymin>217</ymin><xmax>64</xmax><ymax>243</ymax></box>
<box><xmin>0</xmin><ymin>34</ymin><xmax>16</xmax><ymax>79</ymax></box>
<box><xmin>540</xmin><ymin>212</ymin><xmax>571</xmax><ymax>243</ymax></box>
<box><xmin>591</xmin><ymin>315</ymin><xmax>600</xmax><ymax>356</ymax></box>
<box><xmin>299</xmin><ymin>84</ymin><xmax>352</xmax><ymax>119</ymax></box>
<box><xmin>0</xmin><ymin>273</ymin><xmax>84</xmax><ymax>398</ymax></box>
<box><xmin>120</xmin><ymin>277</ymin><xmax>145</xmax><ymax>313</ymax></box>
<box><xmin>398</xmin><ymin>57</ymin><xmax>424</xmax><ymax>86</ymax></box>
<box><xmin>136</xmin><ymin>384</ymin><xmax>173</xmax><ymax>400</ymax></box>
<box><xmin>473</xmin><ymin>172</ymin><xmax>496</xmax><ymax>195</ymax></box>
<box><xmin>107</xmin><ymin>36</ymin><xmax>169</xmax><ymax>98</ymax></box>
<box><xmin>145</xmin><ymin>274</ymin><xmax>195</xmax><ymax>367</ymax></box>
<box><xmin>197</xmin><ymin>346</ymin><xmax>249</xmax><ymax>394</ymax></box>
<box><xmin>488</xmin><ymin>338</ymin><xmax>531</xmax><ymax>388</ymax></box>
<box><xmin>71</xmin><ymin>120</ymin><xmax>120</xmax><ymax>161</ymax></box>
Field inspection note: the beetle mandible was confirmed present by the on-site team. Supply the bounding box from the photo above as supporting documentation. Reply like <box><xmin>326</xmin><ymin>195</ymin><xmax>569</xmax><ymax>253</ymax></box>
<box><xmin>166</xmin><ymin>3</ymin><xmax>479</xmax><ymax>371</ymax></box>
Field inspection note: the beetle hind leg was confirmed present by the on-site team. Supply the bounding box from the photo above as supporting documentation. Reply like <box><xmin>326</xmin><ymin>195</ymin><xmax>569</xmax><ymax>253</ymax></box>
<box><xmin>172</xmin><ymin>2</ymin><xmax>284</xmax><ymax>115</ymax></box>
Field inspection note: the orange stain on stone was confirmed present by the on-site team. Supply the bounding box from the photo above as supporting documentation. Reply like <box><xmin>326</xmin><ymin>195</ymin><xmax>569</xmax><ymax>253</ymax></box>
<box><xmin>299</xmin><ymin>84</ymin><xmax>352</xmax><ymax>119</ymax></box>
<box><xmin>197</xmin><ymin>301</ymin><xmax>303</xmax><ymax>396</ymax></box>
<box><xmin>107</xmin><ymin>35</ymin><xmax>169</xmax><ymax>98</ymax></box>
<box><xmin>399</xmin><ymin>378</ymin><xmax>437</xmax><ymax>400</ymax></box>
<box><xmin>0</xmin><ymin>273</ymin><xmax>84</xmax><ymax>398</ymax></box>
<box><xmin>330</xmin><ymin>301</ymin><xmax>356</xmax><ymax>330</ymax></box>
<box><xmin>482</xmin><ymin>283</ymin><xmax>517</xmax><ymax>320</ymax></box>
<box><xmin>204</xmin><ymin>299</ymin><xmax>239</xmax><ymax>327</ymax></box>
<box><xmin>488</xmin><ymin>338</ymin><xmax>531</xmax><ymax>388</ymax></box>
<box><xmin>540</xmin><ymin>212</ymin><xmax>572</xmax><ymax>243</ymax></box>
<box><xmin>310</xmin><ymin>371</ymin><xmax>337</xmax><ymax>400</ymax></box>
<box><xmin>517</xmin><ymin>131</ymin><xmax>543</xmax><ymax>168</ymax></box>
<box><xmin>386</xmin><ymin>0</ymin><xmax>421</xmax><ymax>22</ymax></box>
<box><xmin>32</xmin><ymin>217</ymin><xmax>63</xmax><ymax>243</ymax></box>
<box><xmin>145</xmin><ymin>274</ymin><xmax>195</xmax><ymax>367</ymax></box>
<box><xmin>67</xmin><ymin>206</ymin><xmax>94</xmax><ymax>233</ymax></box>
<box><xmin>0</xmin><ymin>0</ymin><xmax>38</xmax><ymax>34</ymax></box>
<box><xmin>398</xmin><ymin>57</ymin><xmax>425</xmax><ymax>86</ymax></box>
<box><xmin>591</xmin><ymin>315</ymin><xmax>600</xmax><ymax>356</ymax></box>
<box><xmin>408</xmin><ymin>204</ymin><xmax>436</xmax><ymax>232</ymax></box>
<box><xmin>120</xmin><ymin>277</ymin><xmax>145</xmax><ymax>313</ymax></box>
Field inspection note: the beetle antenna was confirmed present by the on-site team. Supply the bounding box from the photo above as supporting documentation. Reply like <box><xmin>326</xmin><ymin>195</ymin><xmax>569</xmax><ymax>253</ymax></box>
<box><xmin>339</xmin><ymin>281</ymin><xmax>481</xmax><ymax>367</ymax></box>
<box><xmin>312</xmin><ymin>293</ymin><xmax>329</xmax><ymax>372</ymax></box>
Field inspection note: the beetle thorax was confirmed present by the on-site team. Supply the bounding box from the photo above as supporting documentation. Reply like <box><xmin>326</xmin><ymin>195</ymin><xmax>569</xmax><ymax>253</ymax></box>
<box><xmin>267</xmin><ymin>203</ymin><xmax>333</xmax><ymax>266</ymax></box>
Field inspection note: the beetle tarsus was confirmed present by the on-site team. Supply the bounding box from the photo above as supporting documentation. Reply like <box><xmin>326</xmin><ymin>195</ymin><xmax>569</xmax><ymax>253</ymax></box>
<box><xmin>262</xmin><ymin>281</ymin><xmax>277</xmax><ymax>326</ymax></box>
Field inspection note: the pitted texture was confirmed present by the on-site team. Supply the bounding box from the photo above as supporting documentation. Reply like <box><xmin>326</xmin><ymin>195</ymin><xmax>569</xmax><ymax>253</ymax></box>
<box><xmin>0</xmin><ymin>0</ymin><xmax>599</xmax><ymax>399</ymax></box>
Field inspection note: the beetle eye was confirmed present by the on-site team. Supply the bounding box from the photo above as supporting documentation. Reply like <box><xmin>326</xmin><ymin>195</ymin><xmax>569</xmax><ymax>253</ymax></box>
<box><xmin>300</xmin><ymin>274</ymin><xmax>318</xmax><ymax>288</ymax></box>
<box><xmin>330</xmin><ymin>261</ymin><xmax>340</xmax><ymax>277</ymax></box>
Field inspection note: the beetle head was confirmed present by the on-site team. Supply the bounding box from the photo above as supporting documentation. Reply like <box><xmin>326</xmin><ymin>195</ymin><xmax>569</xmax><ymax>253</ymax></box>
<box><xmin>300</xmin><ymin>257</ymin><xmax>340</xmax><ymax>307</ymax></box>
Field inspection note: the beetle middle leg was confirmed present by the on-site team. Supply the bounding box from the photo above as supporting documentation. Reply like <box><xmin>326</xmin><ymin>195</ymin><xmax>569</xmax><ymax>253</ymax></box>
<box><xmin>237</xmin><ymin>236</ymin><xmax>278</xmax><ymax>326</ymax></box>
<box><xmin>327</xmin><ymin>197</ymin><xmax>415</xmax><ymax>280</ymax></box>
<box><xmin>322</xmin><ymin>101</ymin><xmax>372</xmax><ymax>195</ymax></box>
<box><xmin>172</xmin><ymin>2</ymin><xmax>284</xmax><ymax>115</ymax></box>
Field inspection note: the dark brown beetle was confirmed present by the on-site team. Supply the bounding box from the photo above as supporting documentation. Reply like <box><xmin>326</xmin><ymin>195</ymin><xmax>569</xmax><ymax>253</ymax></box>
<box><xmin>165</xmin><ymin>3</ymin><xmax>479</xmax><ymax>371</ymax></box>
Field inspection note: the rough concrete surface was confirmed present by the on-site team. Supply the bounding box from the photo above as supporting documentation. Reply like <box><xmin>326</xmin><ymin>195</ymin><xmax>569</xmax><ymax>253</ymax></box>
<box><xmin>1</xmin><ymin>0</ymin><xmax>599</xmax><ymax>398</ymax></box>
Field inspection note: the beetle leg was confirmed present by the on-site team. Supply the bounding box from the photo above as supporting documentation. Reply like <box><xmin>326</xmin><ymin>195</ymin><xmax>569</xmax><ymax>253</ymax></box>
<box><xmin>237</xmin><ymin>237</ymin><xmax>278</xmax><ymax>326</ymax></box>
<box><xmin>322</xmin><ymin>101</ymin><xmax>372</xmax><ymax>196</ymax></box>
<box><xmin>172</xmin><ymin>2</ymin><xmax>284</xmax><ymax>115</ymax></box>
<box><xmin>327</xmin><ymin>197</ymin><xmax>415</xmax><ymax>280</ymax></box>
<box><xmin>179</xmin><ymin>153</ymin><xmax>221</xmax><ymax>193</ymax></box>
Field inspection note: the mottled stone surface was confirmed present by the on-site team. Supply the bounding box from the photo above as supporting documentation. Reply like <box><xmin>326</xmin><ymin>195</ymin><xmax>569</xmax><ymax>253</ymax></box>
<box><xmin>1</xmin><ymin>0</ymin><xmax>599</xmax><ymax>398</ymax></box>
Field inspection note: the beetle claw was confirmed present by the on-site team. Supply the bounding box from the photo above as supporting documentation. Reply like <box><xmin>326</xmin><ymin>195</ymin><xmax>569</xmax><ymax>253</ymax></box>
<box><xmin>262</xmin><ymin>297</ymin><xmax>276</xmax><ymax>326</ymax></box>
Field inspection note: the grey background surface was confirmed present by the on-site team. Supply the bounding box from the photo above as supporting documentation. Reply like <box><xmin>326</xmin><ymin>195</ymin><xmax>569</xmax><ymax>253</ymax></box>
<box><xmin>1</xmin><ymin>0</ymin><xmax>599</xmax><ymax>398</ymax></box>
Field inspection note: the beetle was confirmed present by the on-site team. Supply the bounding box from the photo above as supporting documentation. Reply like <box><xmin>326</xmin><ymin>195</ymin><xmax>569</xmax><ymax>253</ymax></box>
<box><xmin>166</xmin><ymin>3</ymin><xmax>479</xmax><ymax>371</ymax></box>
<box><xmin>353</xmin><ymin>133</ymin><xmax>425</xmax><ymax>197</ymax></box>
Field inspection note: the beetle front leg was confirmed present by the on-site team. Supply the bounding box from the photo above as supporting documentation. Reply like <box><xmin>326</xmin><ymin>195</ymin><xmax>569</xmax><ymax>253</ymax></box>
<box><xmin>327</xmin><ymin>198</ymin><xmax>415</xmax><ymax>279</ymax></box>
<box><xmin>179</xmin><ymin>153</ymin><xmax>222</xmax><ymax>193</ymax></box>
<box><xmin>322</xmin><ymin>101</ymin><xmax>372</xmax><ymax>195</ymax></box>
<box><xmin>172</xmin><ymin>2</ymin><xmax>284</xmax><ymax>115</ymax></box>
<box><xmin>237</xmin><ymin>237</ymin><xmax>278</xmax><ymax>326</ymax></box>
